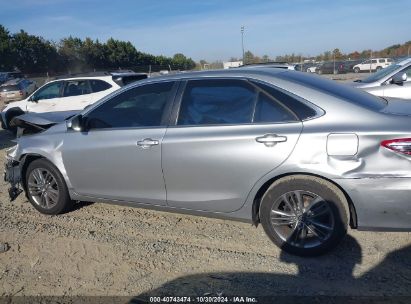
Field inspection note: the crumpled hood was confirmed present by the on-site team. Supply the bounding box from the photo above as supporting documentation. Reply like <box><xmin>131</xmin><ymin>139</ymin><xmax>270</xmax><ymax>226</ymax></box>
<box><xmin>10</xmin><ymin>110</ymin><xmax>80</xmax><ymax>135</ymax></box>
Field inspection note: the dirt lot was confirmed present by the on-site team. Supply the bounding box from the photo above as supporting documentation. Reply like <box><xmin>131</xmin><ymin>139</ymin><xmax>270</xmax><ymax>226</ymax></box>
<box><xmin>0</xmin><ymin>73</ymin><xmax>410</xmax><ymax>301</ymax></box>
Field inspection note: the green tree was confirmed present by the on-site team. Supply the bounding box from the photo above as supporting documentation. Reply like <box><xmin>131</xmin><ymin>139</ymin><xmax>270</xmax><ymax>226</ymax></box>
<box><xmin>332</xmin><ymin>48</ymin><xmax>343</xmax><ymax>60</ymax></box>
<box><xmin>0</xmin><ymin>25</ymin><xmax>12</xmax><ymax>70</ymax></box>
<box><xmin>11</xmin><ymin>30</ymin><xmax>58</xmax><ymax>73</ymax></box>
<box><xmin>262</xmin><ymin>55</ymin><xmax>270</xmax><ymax>62</ymax></box>
<box><xmin>171</xmin><ymin>53</ymin><xmax>195</xmax><ymax>70</ymax></box>
<box><xmin>323</xmin><ymin>51</ymin><xmax>332</xmax><ymax>61</ymax></box>
<box><xmin>243</xmin><ymin>50</ymin><xmax>255</xmax><ymax>64</ymax></box>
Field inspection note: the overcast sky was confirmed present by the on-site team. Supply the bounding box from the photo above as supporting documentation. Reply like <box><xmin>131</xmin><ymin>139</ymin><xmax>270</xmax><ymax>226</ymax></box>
<box><xmin>1</xmin><ymin>0</ymin><xmax>411</xmax><ymax>61</ymax></box>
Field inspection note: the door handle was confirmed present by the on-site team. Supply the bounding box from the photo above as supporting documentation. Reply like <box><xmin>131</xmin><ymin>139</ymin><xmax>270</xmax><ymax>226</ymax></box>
<box><xmin>137</xmin><ymin>138</ymin><xmax>159</xmax><ymax>149</ymax></box>
<box><xmin>256</xmin><ymin>134</ymin><xmax>287</xmax><ymax>147</ymax></box>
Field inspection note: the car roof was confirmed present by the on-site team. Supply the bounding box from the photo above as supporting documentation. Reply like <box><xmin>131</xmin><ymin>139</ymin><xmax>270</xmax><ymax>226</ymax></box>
<box><xmin>53</xmin><ymin>75</ymin><xmax>114</xmax><ymax>81</ymax></box>
<box><xmin>54</xmin><ymin>71</ymin><xmax>147</xmax><ymax>80</ymax></box>
<box><xmin>134</xmin><ymin>67</ymin><xmax>287</xmax><ymax>84</ymax></box>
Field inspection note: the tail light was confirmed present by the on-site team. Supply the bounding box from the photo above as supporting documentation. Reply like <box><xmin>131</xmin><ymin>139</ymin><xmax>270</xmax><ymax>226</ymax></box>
<box><xmin>381</xmin><ymin>138</ymin><xmax>411</xmax><ymax>155</ymax></box>
<box><xmin>19</xmin><ymin>90</ymin><xmax>23</xmax><ymax>96</ymax></box>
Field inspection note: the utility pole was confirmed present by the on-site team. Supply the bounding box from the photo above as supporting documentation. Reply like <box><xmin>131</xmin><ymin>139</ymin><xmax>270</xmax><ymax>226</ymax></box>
<box><xmin>241</xmin><ymin>26</ymin><xmax>245</xmax><ymax>65</ymax></box>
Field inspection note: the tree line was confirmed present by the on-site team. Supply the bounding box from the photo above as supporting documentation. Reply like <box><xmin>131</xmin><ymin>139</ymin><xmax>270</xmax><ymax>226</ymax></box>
<box><xmin>224</xmin><ymin>42</ymin><xmax>411</xmax><ymax>65</ymax></box>
<box><xmin>0</xmin><ymin>25</ymin><xmax>196</xmax><ymax>74</ymax></box>
<box><xmin>274</xmin><ymin>42</ymin><xmax>411</xmax><ymax>63</ymax></box>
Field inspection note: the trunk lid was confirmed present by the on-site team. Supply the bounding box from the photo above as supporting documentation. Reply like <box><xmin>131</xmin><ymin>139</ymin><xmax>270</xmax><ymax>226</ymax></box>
<box><xmin>381</xmin><ymin>97</ymin><xmax>411</xmax><ymax>116</ymax></box>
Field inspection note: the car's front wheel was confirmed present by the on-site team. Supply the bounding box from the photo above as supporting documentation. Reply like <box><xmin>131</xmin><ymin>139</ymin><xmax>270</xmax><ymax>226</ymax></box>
<box><xmin>25</xmin><ymin>159</ymin><xmax>73</xmax><ymax>215</ymax></box>
<box><xmin>354</xmin><ymin>67</ymin><xmax>360</xmax><ymax>73</ymax></box>
<box><xmin>260</xmin><ymin>175</ymin><xmax>349</xmax><ymax>256</ymax></box>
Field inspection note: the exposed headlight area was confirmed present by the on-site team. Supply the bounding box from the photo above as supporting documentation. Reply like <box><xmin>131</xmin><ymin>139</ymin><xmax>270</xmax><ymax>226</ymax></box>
<box><xmin>5</xmin><ymin>144</ymin><xmax>18</xmax><ymax>159</ymax></box>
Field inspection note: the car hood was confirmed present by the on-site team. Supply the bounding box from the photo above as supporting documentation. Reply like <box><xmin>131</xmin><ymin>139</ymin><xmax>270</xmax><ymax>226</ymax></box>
<box><xmin>10</xmin><ymin>110</ymin><xmax>79</xmax><ymax>135</ymax></box>
<box><xmin>381</xmin><ymin>97</ymin><xmax>411</xmax><ymax>116</ymax></box>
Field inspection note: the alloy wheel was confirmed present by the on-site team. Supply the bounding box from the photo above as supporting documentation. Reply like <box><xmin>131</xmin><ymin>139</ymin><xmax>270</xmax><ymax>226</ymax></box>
<box><xmin>270</xmin><ymin>190</ymin><xmax>335</xmax><ymax>248</ymax></box>
<box><xmin>27</xmin><ymin>168</ymin><xmax>60</xmax><ymax>209</ymax></box>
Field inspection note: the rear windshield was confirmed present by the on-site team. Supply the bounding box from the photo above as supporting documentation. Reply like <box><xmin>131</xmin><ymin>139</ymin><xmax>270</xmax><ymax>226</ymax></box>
<box><xmin>0</xmin><ymin>85</ymin><xmax>19</xmax><ymax>92</ymax></box>
<box><xmin>277</xmin><ymin>72</ymin><xmax>386</xmax><ymax>111</ymax></box>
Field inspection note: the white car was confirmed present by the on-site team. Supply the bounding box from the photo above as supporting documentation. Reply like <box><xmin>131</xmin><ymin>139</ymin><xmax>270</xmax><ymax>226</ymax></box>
<box><xmin>306</xmin><ymin>66</ymin><xmax>318</xmax><ymax>73</ymax></box>
<box><xmin>353</xmin><ymin>58</ymin><xmax>393</xmax><ymax>73</ymax></box>
<box><xmin>1</xmin><ymin>72</ymin><xmax>147</xmax><ymax>130</ymax></box>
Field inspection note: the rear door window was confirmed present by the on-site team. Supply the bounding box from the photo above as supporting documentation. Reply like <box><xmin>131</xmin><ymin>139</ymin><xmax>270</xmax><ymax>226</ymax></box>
<box><xmin>63</xmin><ymin>80</ymin><xmax>92</xmax><ymax>97</ymax></box>
<box><xmin>253</xmin><ymin>81</ymin><xmax>317</xmax><ymax>120</ymax></box>
<box><xmin>89</xmin><ymin>79</ymin><xmax>112</xmax><ymax>93</ymax></box>
<box><xmin>177</xmin><ymin>79</ymin><xmax>255</xmax><ymax>125</ymax></box>
<box><xmin>177</xmin><ymin>79</ymin><xmax>301</xmax><ymax>126</ymax></box>
<box><xmin>254</xmin><ymin>92</ymin><xmax>296</xmax><ymax>123</ymax></box>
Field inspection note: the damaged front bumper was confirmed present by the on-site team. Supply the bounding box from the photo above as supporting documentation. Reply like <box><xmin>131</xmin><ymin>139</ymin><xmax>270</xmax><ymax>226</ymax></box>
<box><xmin>4</xmin><ymin>158</ymin><xmax>23</xmax><ymax>201</ymax></box>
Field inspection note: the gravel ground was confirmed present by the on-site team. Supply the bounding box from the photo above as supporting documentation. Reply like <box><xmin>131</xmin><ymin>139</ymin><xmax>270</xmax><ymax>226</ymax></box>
<box><xmin>0</xmin><ymin>73</ymin><xmax>410</xmax><ymax>300</ymax></box>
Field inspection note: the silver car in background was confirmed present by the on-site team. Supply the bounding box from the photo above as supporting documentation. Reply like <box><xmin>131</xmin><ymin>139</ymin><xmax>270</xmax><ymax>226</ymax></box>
<box><xmin>0</xmin><ymin>78</ymin><xmax>37</xmax><ymax>103</ymax></box>
<box><xmin>353</xmin><ymin>57</ymin><xmax>411</xmax><ymax>99</ymax></box>
<box><xmin>4</xmin><ymin>69</ymin><xmax>411</xmax><ymax>256</ymax></box>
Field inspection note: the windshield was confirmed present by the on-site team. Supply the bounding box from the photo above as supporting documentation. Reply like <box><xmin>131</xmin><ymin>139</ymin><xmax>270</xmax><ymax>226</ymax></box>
<box><xmin>278</xmin><ymin>71</ymin><xmax>387</xmax><ymax>111</ymax></box>
<box><xmin>360</xmin><ymin>64</ymin><xmax>400</xmax><ymax>83</ymax></box>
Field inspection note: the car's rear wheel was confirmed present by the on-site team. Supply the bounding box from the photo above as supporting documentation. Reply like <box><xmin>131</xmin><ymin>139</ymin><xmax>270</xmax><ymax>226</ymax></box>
<box><xmin>25</xmin><ymin>159</ymin><xmax>73</xmax><ymax>215</ymax></box>
<box><xmin>260</xmin><ymin>175</ymin><xmax>349</xmax><ymax>256</ymax></box>
<box><xmin>354</xmin><ymin>67</ymin><xmax>360</xmax><ymax>73</ymax></box>
<box><xmin>376</xmin><ymin>66</ymin><xmax>382</xmax><ymax>71</ymax></box>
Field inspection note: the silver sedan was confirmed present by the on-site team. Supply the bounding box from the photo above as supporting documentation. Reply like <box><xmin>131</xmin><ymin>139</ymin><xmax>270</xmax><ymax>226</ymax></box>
<box><xmin>353</xmin><ymin>57</ymin><xmax>411</xmax><ymax>99</ymax></box>
<box><xmin>4</xmin><ymin>68</ymin><xmax>411</xmax><ymax>256</ymax></box>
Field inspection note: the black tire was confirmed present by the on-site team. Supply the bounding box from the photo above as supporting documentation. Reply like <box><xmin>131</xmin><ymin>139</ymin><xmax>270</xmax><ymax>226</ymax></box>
<box><xmin>25</xmin><ymin>159</ymin><xmax>73</xmax><ymax>215</ymax></box>
<box><xmin>260</xmin><ymin>175</ymin><xmax>349</xmax><ymax>256</ymax></box>
<box><xmin>317</xmin><ymin>69</ymin><xmax>322</xmax><ymax>75</ymax></box>
<box><xmin>376</xmin><ymin>66</ymin><xmax>382</xmax><ymax>71</ymax></box>
<box><xmin>354</xmin><ymin>67</ymin><xmax>360</xmax><ymax>73</ymax></box>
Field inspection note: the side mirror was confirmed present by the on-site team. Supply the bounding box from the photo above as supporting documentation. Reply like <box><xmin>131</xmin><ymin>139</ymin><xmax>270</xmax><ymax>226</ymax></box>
<box><xmin>392</xmin><ymin>72</ymin><xmax>407</xmax><ymax>85</ymax></box>
<box><xmin>66</xmin><ymin>115</ymin><xmax>84</xmax><ymax>132</ymax></box>
<box><xmin>30</xmin><ymin>95</ymin><xmax>39</xmax><ymax>102</ymax></box>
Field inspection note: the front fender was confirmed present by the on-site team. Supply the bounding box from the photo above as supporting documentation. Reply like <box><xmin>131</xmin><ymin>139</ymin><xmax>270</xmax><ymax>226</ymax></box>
<box><xmin>16</xmin><ymin>136</ymin><xmax>73</xmax><ymax>191</ymax></box>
